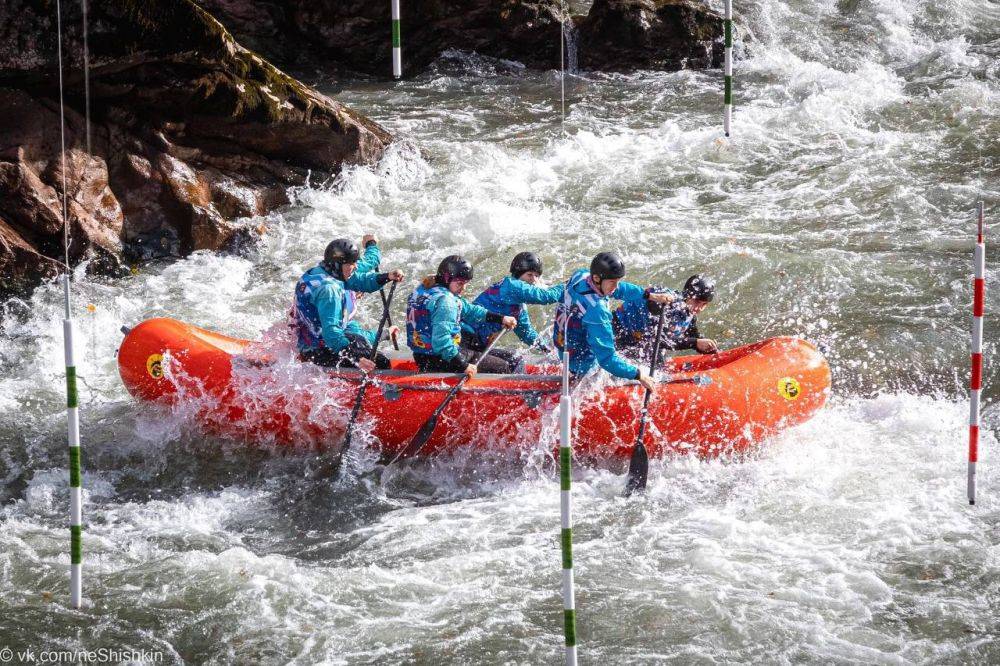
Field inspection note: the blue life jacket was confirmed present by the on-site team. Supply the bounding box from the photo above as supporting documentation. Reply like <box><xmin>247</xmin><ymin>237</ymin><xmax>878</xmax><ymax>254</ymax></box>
<box><xmin>468</xmin><ymin>279</ymin><xmax>522</xmax><ymax>343</ymax></box>
<box><xmin>615</xmin><ymin>289</ymin><xmax>694</xmax><ymax>345</ymax></box>
<box><xmin>293</xmin><ymin>266</ymin><xmax>357</xmax><ymax>351</ymax></box>
<box><xmin>406</xmin><ymin>284</ymin><xmax>462</xmax><ymax>355</ymax></box>
<box><xmin>614</xmin><ymin>298</ymin><xmax>654</xmax><ymax>344</ymax></box>
<box><xmin>663</xmin><ymin>297</ymin><xmax>695</xmax><ymax>342</ymax></box>
<box><xmin>553</xmin><ymin>269</ymin><xmax>601</xmax><ymax>361</ymax></box>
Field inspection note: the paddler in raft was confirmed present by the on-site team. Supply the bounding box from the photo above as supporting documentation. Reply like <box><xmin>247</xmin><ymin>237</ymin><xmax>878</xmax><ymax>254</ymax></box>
<box><xmin>612</xmin><ymin>274</ymin><xmax>719</xmax><ymax>365</ymax></box>
<box><xmin>459</xmin><ymin>251</ymin><xmax>564</xmax><ymax>372</ymax></box>
<box><xmin>552</xmin><ymin>252</ymin><xmax>674</xmax><ymax>392</ymax></box>
<box><xmin>293</xmin><ymin>238</ymin><xmax>405</xmax><ymax>372</ymax></box>
<box><xmin>407</xmin><ymin>255</ymin><xmax>519</xmax><ymax>377</ymax></box>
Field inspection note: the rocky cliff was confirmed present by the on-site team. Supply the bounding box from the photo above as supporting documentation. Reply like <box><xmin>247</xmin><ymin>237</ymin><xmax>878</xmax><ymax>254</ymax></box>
<box><xmin>194</xmin><ymin>0</ymin><xmax>726</xmax><ymax>76</ymax></box>
<box><xmin>0</xmin><ymin>0</ymin><xmax>392</xmax><ymax>298</ymax></box>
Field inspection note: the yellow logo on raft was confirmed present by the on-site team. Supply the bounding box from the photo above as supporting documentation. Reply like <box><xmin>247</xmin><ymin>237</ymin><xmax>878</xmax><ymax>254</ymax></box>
<box><xmin>778</xmin><ymin>376</ymin><xmax>801</xmax><ymax>400</ymax></box>
<box><xmin>146</xmin><ymin>353</ymin><xmax>164</xmax><ymax>379</ymax></box>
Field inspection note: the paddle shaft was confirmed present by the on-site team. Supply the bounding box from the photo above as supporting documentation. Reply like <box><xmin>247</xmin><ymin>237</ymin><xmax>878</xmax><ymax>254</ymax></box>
<box><xmin>336</xmin><ymin>280</ymin><xmax>398</xmax><ymax>478</ymax></box>
<box><xmin>393</xmin><ymin>328</ymin><xmax>510</xmax><ymax>462</ymax></box>
<box><xmin>374</xmin><ymin>255</ymin><xmax>400</xmax><ymax>350</ymax></box>
<box><xmin>380</xmin><ymin>287</ymin><xmax>400</xmax><ymax>350</ymax></box>
<box><xmin>624</xmin><ymin>307</ymin><xmax>667</xmax><ymax>496</ymax></box>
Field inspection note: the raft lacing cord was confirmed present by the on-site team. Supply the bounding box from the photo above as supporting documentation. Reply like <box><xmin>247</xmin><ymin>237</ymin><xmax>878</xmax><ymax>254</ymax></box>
<box><xmin>56</xmin><ymin>0</ymin><xmax>89</xmax><ymax>609</ymax></box>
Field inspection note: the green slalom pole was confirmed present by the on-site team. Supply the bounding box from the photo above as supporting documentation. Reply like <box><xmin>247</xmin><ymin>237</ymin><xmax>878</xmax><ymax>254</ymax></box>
<box><xmin>391</xmin><ymin>0</ymin><xmax>401</xmax><ymax>79</ymax></box>
<box><xmin>64</xmin><ymin>275</ymin><xmax>83</xmax><ymax>608</ymax></box>
<box><xmin>724</xmin><ymin>0</ymin><xmax>733</xmax><ymax>137</ymax></box>
<box><xmin>56</xmin><ymin>0</ymin><xmax>83</xmax><ymax>609</ymax></box>
<box><xmin>559</xmin><ymin>349</ymin><xmax>577</xmax><ymax>664</ymax></box>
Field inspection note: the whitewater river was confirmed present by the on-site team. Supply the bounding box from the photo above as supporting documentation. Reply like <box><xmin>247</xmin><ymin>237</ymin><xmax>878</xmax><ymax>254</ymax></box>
<box><xmin>2</xmin><ymin>0</ymin><xmax>999</xmax><ymax>662</ymax></box>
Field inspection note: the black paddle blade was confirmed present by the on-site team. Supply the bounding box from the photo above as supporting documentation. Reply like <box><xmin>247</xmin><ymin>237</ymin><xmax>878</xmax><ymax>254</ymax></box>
<box><xmin>395</xmin><ymin>414</ymin><xmax>439</xmax><ymax>462</ymax></box>
<box><xmin>623</xmin><ymin>441</ymin><xmax>649</xmax><ymax>497</ymax></box>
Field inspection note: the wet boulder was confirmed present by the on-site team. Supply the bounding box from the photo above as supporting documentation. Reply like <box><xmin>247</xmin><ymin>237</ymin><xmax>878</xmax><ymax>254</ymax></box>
<box><xmin>194</xmin><ymin>0</ymin><xmax>726</xmax><ymax>76</ymax></box>
<box><xmin>578</xmin><ymin>0</ymin><xmax>725</xmax><ymax>71</ymax></box>
<box><xmin>195</xmin><ymin>0</ymin><xmax>568</xmax><ymax>75</ymax></box>
<box><xmin>0</xmin><ymin>0</ymin><xmax>392</xmax><ymax>298</ymax></box>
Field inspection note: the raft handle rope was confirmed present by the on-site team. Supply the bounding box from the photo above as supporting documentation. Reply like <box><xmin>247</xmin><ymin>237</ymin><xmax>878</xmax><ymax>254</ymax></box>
<box><xmin>969</xmin><ymin>201</ymin><xmax>986</xmax><ymax>505</ymax></box>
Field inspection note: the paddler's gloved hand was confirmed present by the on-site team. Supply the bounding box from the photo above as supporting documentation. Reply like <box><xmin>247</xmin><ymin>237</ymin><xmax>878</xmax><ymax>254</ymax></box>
<box><xmin>696</xmin><ymin>338</ymin><xmax>718</xmax><ymax>354</ymax></box>
<box><xmin>646</xmin><ymin>292</ymin><xmax>674</xmax><ymax>307</ymax></box>
<box><xmin>358</xmin><ymin>357</ymin><xmax>376</xmax><ymax>373</ymax></box>
<box><xmin>362</xmin><ymin>234</ymin><xmax>378</xmax><ymax>248</ymax></box>
<box><xmin>483</xmin><ymin>314</ymin><xmax>517</xmax><ymax>330</ymax></box>
<box><xmin>637</xmin><ymin>369</ymin><xmax>656</xmax><ymax>392</ymax></box>
<box><xmin>378</xmin><ymin>269</ymin><xmax>405</xmax><ymax>285</ymax></box>
<box><xmin>345</xmin><ymin>335</ymin><xmax>373</xmax><ymax>368</ymax></box>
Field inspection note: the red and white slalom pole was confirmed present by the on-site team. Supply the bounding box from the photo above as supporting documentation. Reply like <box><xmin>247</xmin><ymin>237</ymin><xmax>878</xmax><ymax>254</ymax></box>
<box><xmin>969</xmin><ymin>201</ymin><xmax>986</xmax><ymax>505</ymax></box>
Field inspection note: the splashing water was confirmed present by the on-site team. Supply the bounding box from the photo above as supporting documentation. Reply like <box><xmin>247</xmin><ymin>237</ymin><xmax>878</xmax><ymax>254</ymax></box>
<box><xmin>1</xmin><ymin>0</ymin><xmax>999</xmax><ymax>661</ymax></box>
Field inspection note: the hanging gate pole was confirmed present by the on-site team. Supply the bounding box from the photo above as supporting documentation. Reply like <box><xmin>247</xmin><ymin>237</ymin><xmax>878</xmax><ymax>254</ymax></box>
<box><xmin>55</xmin><ymin>0</ymin><xmax>84</xmax><ymax>609</ymax></box>
<box><xmin>559</xmin><ymin>351</ymin><xmax>577</xmax><ymax>665</ymax></box>
<box><xmin>391</xmin><ymin>0</ymin><xmax>402</xmax><ymax>79</ymax></box>
<box><xmin>724</xmin><ymin>0</ymin><xmax>733</xmax><ymax>137</ymax></box>
<box><xmin>969</xmin><ymin>201</ymin><xmax>986</xmax><ymax>505</ymax></box>
<box><xmin>64</xmin><ymin>276</ymin><xmax>83</xmax><ymax>607</ymax></box>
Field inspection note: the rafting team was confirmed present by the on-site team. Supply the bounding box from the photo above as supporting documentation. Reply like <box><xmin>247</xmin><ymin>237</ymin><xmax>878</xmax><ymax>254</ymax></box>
<box><xmin>293</xmin><ymin>236</ymin><xmax>718</xmax><ymax>393</ymax></box>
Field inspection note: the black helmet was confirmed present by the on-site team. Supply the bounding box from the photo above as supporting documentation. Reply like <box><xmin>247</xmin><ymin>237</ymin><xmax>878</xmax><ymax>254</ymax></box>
<box><xmin>323</xmin><ymin>238</ymin><xmax>360</xmax><ymax>276</ymax></box>
<box><xmin>645</xmin><ymin>285</ymin><xmax>668</xmax><ymax>316</ymax></box>
<box><xmin>436</xmin><ymin>255</ymin><xmax>474</xmax><ymax>285</ymax></box>
<box><xmin>510</xmin><ymin>252</ymin><xmax>543</xmax><ymax>279</ymax></box>
<box><xmin>683</xmin><ymin>274</ymin><xmax>716</xmax><ymax>302</ymax></box>
<box><xmin>590</xmin><ymin>252</ymin><xmax>626</xmax><ymax>281</ymax></box>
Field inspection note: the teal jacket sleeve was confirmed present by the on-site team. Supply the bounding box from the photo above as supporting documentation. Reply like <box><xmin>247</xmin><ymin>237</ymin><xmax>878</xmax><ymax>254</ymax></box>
<box><xmin>582</xmin><ymin>302</ymin><xmax>639</xmax><ymax>380</ymax></box>
<box><xmin>613</xmin><ymin>280</ymin><xmax>647</xmax><ymax>305</ymax></box>
<box><xmin>499</xmin><ymin>280</ymin><xmax>563</xmax><ymax>345</ymax></box>
<box><xmin>345</xmin><ymin>320</ymin><xmax>377</xmax><ymax>347</ymax></box>
<box><xmin>513</xmin><ymin>308</ymin><xmax>537</xmax><ymax>345</ymax></box>
<box><xmin>430</xmin><ymin>293</ymin><xmax>463</xmax><ymax>361</ymax></box>
<box><xmin>313</xmin><ymin>282</ymin><xmax>350</xmax><ymax>353</ymax></box>
<box><xmin>356</xmin><ymin>243</ymin><xmax>381</xmax><ymax>275</ymax></box>
<box><xmin>500</xmin><ymin>279</ymin><xmax>565</xmax><ymax>305</ymax></box>
<box><xmin>345</xmin><ymin>269</ymin><xmax>387</xmax><ymax>294</ymax></box>
<box><xmin>458</xmin><ymin>298</ymin><xmax>491</xmax><ymax>326</ymax></box>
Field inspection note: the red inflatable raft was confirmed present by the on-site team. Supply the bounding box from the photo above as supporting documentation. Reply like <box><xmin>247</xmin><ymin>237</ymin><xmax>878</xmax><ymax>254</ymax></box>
<box><xmin>117</xmin><ymin>318</ymin><xmax>831</xmax><ymax>460</ymax></box>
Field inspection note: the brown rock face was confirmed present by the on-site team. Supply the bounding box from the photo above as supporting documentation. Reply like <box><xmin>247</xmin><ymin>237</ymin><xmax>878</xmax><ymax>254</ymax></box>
<box><xmin>0</xmin><ymin>0</ymin><xmax>393</xmax><ymax>298</ymax></box>
<box><xmin>579</xmin><ymin>0</ymin><xmax>725</xmax><ymax>71</ymax></box>
<box><xmin>0</xmin><ymin>218</ymin><xmax>62</xmax><ymax>298</ymax></box>
<box><xmin>194</xmin><ymin>0</ymin><xmax>725</xmax><ymax>76</ymax></box>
